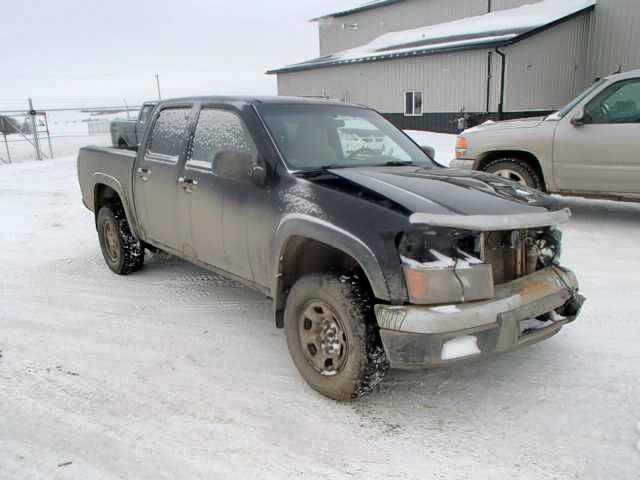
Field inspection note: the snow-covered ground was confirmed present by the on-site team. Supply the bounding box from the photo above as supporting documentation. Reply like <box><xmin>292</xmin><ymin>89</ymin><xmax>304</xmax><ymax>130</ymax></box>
<box><xmin>1</xmin><ymin>155</ymin><xmax>639</xmax><ymax>479</ymax></box>
<box><xmin>405</xmin><ymin>129</ymin><xmax>456</xmax><ymax>166</ymax></box>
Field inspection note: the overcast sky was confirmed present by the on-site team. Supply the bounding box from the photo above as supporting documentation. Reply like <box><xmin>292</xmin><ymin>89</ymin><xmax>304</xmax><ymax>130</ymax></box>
<box><xmin>0</xmin><ymin>0</ymin><xmax>356</xmax><ymax>110</ymax></box>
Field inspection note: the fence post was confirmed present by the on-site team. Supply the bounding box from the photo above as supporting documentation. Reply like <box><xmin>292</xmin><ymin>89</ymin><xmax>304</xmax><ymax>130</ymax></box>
<box><xmin>2</xmin><ymin>132</ymin><xmax>11</xmax><ymax>163</ymax></box>
<box><xmin>28</xmin><ymin>98</ymin><xmax>43</xmax><ymax>161</ymax></box>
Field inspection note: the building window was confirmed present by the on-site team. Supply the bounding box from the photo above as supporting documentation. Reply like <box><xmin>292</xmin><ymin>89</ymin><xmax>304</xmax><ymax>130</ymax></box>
<box><xmin>404</xmin><ymin>91</ymin><xmax>423</xmax><ymax>116</ymax></box>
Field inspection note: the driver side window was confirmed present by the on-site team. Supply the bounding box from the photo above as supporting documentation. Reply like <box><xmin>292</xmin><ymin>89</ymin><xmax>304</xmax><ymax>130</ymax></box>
<box><xmin>585</xmin><ymin>79</ymin><xmax>640</xmax><ymax>124</ymax></box>
<box><xmin>186</xmin><ymin>108</ymin><xmax>258</xmax><ymax>181</ymax></box>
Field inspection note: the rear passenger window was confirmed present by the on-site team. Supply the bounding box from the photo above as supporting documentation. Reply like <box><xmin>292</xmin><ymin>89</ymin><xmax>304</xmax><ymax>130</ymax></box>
<box><xmin>147</xmin><ymin>108</ymin><xmax>191</xmax><ymax>159</ymax></box>
<box><xmin>187</xmin><ymin>108</ymin><xmax>257</xmax><ymax>179</ymax></box>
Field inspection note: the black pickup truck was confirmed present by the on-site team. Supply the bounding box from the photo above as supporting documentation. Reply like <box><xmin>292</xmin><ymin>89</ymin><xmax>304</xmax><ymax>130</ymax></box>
<box><xmin>77</xmin><ymin>96</ymin><xmax>584</xmax><ymax>400</ymax></box>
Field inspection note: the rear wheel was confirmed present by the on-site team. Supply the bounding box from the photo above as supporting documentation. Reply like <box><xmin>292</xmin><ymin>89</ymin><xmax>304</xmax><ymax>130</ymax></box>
<box><xmin>484</xmin><ymin>158</ymin><xmax>543</xmax><ymax>190</ymax></box>
<box><xmin>97</xmin><ymin>206</ymin><xmax>144</xmax><ymax>274</ymax></box>
<box><xmin>285</xmin><ymin>273</ymin><xmax>388</xmax><ymax>400</ymax></box>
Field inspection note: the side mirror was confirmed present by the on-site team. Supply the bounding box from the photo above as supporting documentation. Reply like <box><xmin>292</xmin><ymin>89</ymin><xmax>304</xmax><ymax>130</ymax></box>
<box><xmin>250</xmin><ymin>165</ymin><xmax>267</xmax><ymax>187</ymax></box>
<box><xmin>571</xmin><ymin>107</ymin><xmax>586</xmax><ymax>126</ymax></box>
<box><xmin>420</xmin><ymin>145</ymin><xmax>436</xmax><ymax>160</ymax></box>
<box><xmin>213</xmin><ymin>150</ymin><xmax>267</xmax><ymax>186</ymax></box>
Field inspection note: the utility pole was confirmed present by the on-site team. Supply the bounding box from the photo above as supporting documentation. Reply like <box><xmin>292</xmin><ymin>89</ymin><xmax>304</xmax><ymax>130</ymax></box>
<box><xmin>28</xmin><ymin>98</ymin><xmax>43</xmax><ymax>161</ymax></box>
<box><xmin>155</xmin><ymin>73</ymin><xmax>162</xmax><ymax>100</ymax></box>
<box><xmin>123</xmin><ymin>98</ymin><xmax>130</xmax><ymax>120</ymax></box>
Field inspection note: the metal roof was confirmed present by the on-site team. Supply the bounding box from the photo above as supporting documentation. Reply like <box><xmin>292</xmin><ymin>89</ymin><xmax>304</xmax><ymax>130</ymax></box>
<box><xmin>310</xmin><ymin>0</ymin><xmax>405</xmax><ymax>21</ymax></box>
<box><xmin>270</xmin><ymin>0</ymin><xmax>596</xmax><ymax>75</ymax></box>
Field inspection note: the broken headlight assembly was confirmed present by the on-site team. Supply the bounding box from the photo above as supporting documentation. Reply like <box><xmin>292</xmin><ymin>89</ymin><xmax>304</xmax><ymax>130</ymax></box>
<box><xmin>397</xmin><ymin>226</ymin><xmax>564</xmax><ymax>305</ymax></box>
<box><xmin>397</xmin><ymin>228</ymin><xmax>494</xmax><ymax>305</ymax></box>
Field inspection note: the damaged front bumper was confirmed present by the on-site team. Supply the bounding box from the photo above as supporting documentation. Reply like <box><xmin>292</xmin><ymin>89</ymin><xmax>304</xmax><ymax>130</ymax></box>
<box><xmin>375</xmin><ymin>266</ymin><xmax>584</xmax><ymax>369</ymax></box>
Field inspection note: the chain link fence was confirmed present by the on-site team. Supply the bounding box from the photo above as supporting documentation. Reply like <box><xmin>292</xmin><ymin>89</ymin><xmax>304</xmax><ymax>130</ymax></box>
<box><xmin>0</xmin><ymin>101</ymin><xmax>140</xmax><ymax>164</ymax></box>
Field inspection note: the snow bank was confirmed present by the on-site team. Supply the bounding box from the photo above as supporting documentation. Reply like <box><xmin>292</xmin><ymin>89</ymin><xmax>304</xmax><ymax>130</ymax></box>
<box><xmin>404</xmin><ymin>129</ymin><xmax>456</xmax><ymax>166</ymax></box>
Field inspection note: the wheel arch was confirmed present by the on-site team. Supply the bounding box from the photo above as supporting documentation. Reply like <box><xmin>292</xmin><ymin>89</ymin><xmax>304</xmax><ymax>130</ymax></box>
<box><xmin>92</xmin><ymin>174</ymin><xmax>141</xmax><ymax>238</ymax></box>
<box><xmin>477</xmin><ymin>150</ymin><xmax>547</xmax><ymax>191</ymax></box>
<box><xmin>272</xmin><ymin>215</ymin><xmax>392</xmax><ymax>328</ymax></box>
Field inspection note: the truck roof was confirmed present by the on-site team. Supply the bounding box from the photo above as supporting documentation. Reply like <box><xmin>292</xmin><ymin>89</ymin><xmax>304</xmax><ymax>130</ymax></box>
<box><xmin>155</xmin><ymin>95</ymin><xmax>367</xmax><ymax>109</ymax></box>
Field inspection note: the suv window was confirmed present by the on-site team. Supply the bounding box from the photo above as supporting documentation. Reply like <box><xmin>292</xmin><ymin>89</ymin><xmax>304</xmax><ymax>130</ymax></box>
<box><xmin>586</xmin><ymin>79</ymin><xmax>640</xmax><ymax>124</ymax></box>
<box><xmin>147</xmin><ymin>108</ymin><xmax>191</xmax><ymax>159</ymax></box>
<box><xmin>187</xmin><ymin>108</ymin><xmax>257</xmax><ymax>180</ymax></box>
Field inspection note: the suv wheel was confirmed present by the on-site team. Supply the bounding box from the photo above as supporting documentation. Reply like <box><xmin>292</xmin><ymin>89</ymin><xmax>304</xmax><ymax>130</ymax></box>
<box><xmin>285</xmin><ymin>273</ymin><xmax>388</xmax><ymax>400</ymax></box>
<box><xmin>484</xmin><ymin>158</ymin><xmax>543</xmax><ymax>190</ymax></box>
<box><xmin>97</xmin><ymin>205</ymin><xmax>145</xmax><ymax>274</ymax></box>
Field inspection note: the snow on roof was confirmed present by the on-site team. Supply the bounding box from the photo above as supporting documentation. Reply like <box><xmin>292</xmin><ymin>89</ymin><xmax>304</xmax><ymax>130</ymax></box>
<box><xmin>310</xmin><ymin>0</ymin><xmax>405</xmax><ymax>21</ymax></box>
<box><xmin>270</xmin><ymin>0</ymin><xmax>596</xmax><ymax>74</ymax></box>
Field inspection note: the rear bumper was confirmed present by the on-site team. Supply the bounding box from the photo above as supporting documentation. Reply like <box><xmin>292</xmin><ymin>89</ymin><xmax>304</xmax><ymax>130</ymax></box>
<box><xmin>375</xmin><ymin>266</ymin><xmax>583</xmax><ymax>369</ymax></box>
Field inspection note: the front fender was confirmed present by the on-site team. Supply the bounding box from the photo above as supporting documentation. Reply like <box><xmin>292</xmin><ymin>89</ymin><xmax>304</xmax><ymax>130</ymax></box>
<box><xmin>271</xmin><ymin>214</ymin><xmax>392</xmax><ymax>303</ymax></box>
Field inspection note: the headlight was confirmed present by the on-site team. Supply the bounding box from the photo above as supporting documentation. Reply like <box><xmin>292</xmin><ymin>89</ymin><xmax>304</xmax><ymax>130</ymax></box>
<box><xmin>455</xmin><ymin>136</ymin><xmax>469</xmax><ymax>159</ymax></box>
<box><xmin>398</xmin><ymin>229</ymin><xmax>494</xmax><ymax>305</ymax></box>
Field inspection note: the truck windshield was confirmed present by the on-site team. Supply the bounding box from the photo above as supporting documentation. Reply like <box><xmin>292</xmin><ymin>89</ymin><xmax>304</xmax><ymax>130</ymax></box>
<box><xmin>258</xmin><ymin>104</ymin><xmax>436</xmax><ymax>171</ymax></box>
<box><xmin>548</xmin><ymin>78</ymin><xmax>605</xmax><ymax>120</ymax></box>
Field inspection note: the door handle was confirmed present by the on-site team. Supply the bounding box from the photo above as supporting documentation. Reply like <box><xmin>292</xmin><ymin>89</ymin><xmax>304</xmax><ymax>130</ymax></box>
<box><xmin>178</xmin><ymin>176</ymin><xmax>199</xmax><ymax>192</ymax></box>
<box><xmin>136</xmin><ymin>167</ymin><xmax>151</xmax><ymax>181</ymax></box>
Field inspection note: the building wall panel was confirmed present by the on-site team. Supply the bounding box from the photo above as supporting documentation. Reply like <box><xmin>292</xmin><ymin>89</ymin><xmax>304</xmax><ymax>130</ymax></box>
<box><xmin>278</xmin><ymin>49</ymin><xmax>490</xmax><ymax>114</ymax></box>
<box><xmin>585</xmin><ymin>0</ymin><xmax>640</xmax><ymax>80</ymax></box>
<box><xmin>318</xmin><ymin>0</ymin><xmax>487</xmax><ymax>55</ymax></box>
<box><xmin>505</xmin><ymin>14</ymin><xmax>591</xmax><ymax>111</ymax></box>
<box><xmin>317</xmin><ymin>0</ymin><xmax>545</xmax><ymax>56</ymax></box>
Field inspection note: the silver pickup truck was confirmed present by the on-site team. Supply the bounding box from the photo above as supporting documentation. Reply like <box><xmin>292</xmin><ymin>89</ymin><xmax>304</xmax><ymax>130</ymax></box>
<box><xmin>451</xmin><ymin>69</ymin><xmax>640</xmax><ymax>202</ymax></box>
<box><xmin>110</xmin><ymin>102</ymin><xmax>157</xmax><ymax>149</ymax></box>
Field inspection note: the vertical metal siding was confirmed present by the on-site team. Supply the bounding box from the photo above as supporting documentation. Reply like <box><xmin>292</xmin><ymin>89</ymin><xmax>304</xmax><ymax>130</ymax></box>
<box><xmin>585</xmin><ymin>0</ymin><xmax>640</xmax><ymax>80</ymax></box>
<box><xmin>318</xmin><ymin>0</ymin><xmax>486</xmax><ymax>55</ymax></box>
<box><xmin>489</xmin><ymin>0</ymin><xmax>531</xmax><ymax>11</ymax></box>
<box><xmin>317</xmin><ymin>0</ymin><xmax>542</xmax><ymax>56</ymax></box>
<box><xmin>505</xmin><ymin>14</ymin><xmax>591</xmax><ymax>111</ymax></box>
<box><xmin>277</xmin><ymin>50</ymin><xmax>489</xmax><ymax>113</ymax></box>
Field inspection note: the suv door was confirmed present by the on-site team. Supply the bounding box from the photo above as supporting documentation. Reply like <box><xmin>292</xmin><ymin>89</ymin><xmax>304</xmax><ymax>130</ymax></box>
<box><xmin>134</xmin><ymin>105</ymin><xmax>193</xmax><ymax>252</ymax></box>
<box><xmin>553</xmin><ymin>78</ymin><xmax>640</xmax><ymax>194</ymax></box>
<box><xmin>178</xmin><ymin>106</ymin><xmax>265</xmax><ymax>281</ymax></box>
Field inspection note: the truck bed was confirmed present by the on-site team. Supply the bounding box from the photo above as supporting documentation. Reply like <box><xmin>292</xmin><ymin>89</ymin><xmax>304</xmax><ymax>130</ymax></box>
<box><xmin>77</xmin><ymin>145</ymin><xmax>137</xmax><ymax>215</ymax></box>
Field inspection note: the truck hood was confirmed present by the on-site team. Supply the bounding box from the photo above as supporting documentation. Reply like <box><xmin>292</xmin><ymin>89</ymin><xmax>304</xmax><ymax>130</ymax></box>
<box><xmin>320</xmin><ymin>166</ymin><xmax>559</xmax><ymax>216</ymax></box>
<box><xmin>464</xmin><ymin>116</ymin><xmax>547</xmax><ymax>134</ymax></box>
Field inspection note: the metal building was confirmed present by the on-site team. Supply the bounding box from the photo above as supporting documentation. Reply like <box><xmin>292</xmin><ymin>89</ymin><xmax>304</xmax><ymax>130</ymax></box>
<box><xmin>268</xmin><ymin>0</ymin><xmax>640</xmax><ymax>132</ymax></box>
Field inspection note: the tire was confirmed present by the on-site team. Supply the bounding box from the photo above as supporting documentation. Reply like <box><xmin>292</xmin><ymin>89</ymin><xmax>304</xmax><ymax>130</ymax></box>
<box><xmin>483</xmin><ymin>158</ymin><xmax>544</xmax><ymax>190</ymax></box>
<box><xmin>96</xmin><ymin>205</ymin><xmax>144</xmax><ymax>275</ymax></box>
<box><xmin>285</xmin><ymin>273</ymin><xmax>389</xmax><ymax>401</ymax></box>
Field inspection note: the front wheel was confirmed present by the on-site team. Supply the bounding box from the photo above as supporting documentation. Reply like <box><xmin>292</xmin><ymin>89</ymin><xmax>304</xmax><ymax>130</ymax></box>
<box><xmin>483</xmin><ymin>158</ymin><xmax>543</xmax><ymax>190</ymax></box>
<box><xmin>96</xmin><ymin>206</ymin><xmax>144</xmax><ymax>274</ymax></box>
<box><xmin>285</xmin><ymin>273</ymin><xmax>388</xmax><ymax>400</ymax></box>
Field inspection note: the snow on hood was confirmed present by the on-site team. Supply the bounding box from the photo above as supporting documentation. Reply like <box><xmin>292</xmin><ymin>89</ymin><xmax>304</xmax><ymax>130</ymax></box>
<box><xmin>269</xmin><ymin>0</ymin><xmax>596</xmax><ymax>73</ymax></box>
